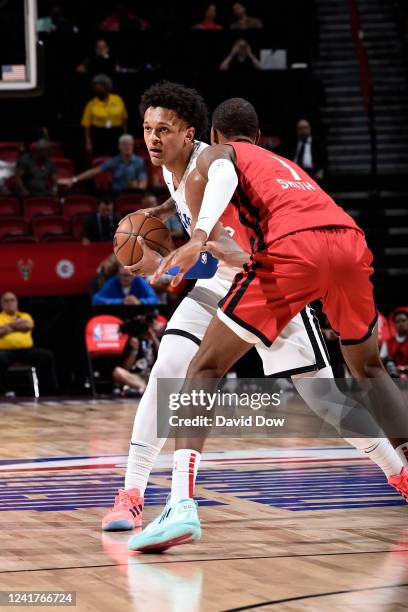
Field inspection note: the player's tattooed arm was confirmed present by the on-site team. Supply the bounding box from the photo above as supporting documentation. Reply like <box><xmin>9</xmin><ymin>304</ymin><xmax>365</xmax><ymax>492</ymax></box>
<box><xmin>138</xmin><ymin>196</ymin><xmax>177</xmax><ymax>222</ymax></box>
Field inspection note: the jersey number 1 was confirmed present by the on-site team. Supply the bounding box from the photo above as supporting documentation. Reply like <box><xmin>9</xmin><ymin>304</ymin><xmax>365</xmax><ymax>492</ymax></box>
<box><xmin>268</xmin><ymin>155</ymin><xmax>302</xmax><ymax>182</ymax></box>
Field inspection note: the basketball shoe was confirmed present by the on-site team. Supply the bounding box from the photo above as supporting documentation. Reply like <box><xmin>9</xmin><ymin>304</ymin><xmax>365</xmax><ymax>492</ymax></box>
<box><xmin>388</xmin><ymin>467</ymin><xmax>408</xmax><ymax>502</ymax></box>
<box><xmin>102</xmin><ymin>488</ymin><xmax>144</xmax><ymax>531</ymax></box>
<box><xmin>128</xmin><ymin>498</ymin><xmax>201</xmax><ymax>552</ymax></box>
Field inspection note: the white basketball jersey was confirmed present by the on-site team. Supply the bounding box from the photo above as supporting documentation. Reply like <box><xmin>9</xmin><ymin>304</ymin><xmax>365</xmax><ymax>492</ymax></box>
<box><xmin>162</xmin><ymin>141</ymin><xmax>208</xmax><ymax>236</ymax></box>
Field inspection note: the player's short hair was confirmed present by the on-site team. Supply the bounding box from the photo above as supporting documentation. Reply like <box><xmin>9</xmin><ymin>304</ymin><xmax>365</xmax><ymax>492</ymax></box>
<box><xmin>212</xmin><ymin>97</ymin><xmax>258</xmax><ymax>141</ymax></box>
<box><xmin>139</xmin><ymin>81</ymin><xmax>209</xmax><ymax>140</ymax></box>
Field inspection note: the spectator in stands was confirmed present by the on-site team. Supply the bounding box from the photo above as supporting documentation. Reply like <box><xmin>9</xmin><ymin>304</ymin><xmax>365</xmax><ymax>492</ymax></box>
<box><xmin>91</xmin><ymin>253</ymin><xmax>120</xmax><ymax>293</ymax></box>
<box><xmin>76</xmin><ymin>39</ymin><xmax>120</xmax><ymax>77</ymax></box>
<box><xmin>291</xmin><ymin>119</ymin><xmax>326</xmax><ymax>181</ymax></box>
<box><xmin>82</xmin><ymin>198</ymin><xmax>118</xmax><ymax>245</ymax></box>
<box><xmin>81</xmin><ymin>74</ymin><xmax>128</xmax><ymax>157</ymax></box>
<box><xmin>99</xmin><ymin>2</ymin><xmax>150</xmax><ymax>32</ymax></box>
<box><xmin>112</xmin><ymin>315</ymin><xmax>160</xmax><ymax>396</ymax></box>
<box><xmin>92</xmin><ymin>266</ymin><xmax>159</xmax><ymax>305</ymax></box>
<box><xmin>37</xmin><ymin>2</ymin><xmax>78</xmax><ymax>34</ymax></box>
<box><xmin>15</xmin><ymin>140</ymin><xmax>57</xmax><ymax>197</ymax></box>
<box><xmin>0</xmin><ymin>292</ymin><xmax>59</xmax><ymax>396</ymax></box>
<box><xmin>220</xmin><ymin>39</ymin><xmax>261</xmax><ymax>71</ymax></box>
<box><xmin>193</xmin><ymin>4</ymin><xmax>223</xmax><ymax>30</ymax></box>
<box><xmin>230</xmin><ymin>2</ymin><xmax>263</xmax><ymax>30</ymax></box>
<box><xmin>381</xmin><ymin>309</ymin><xmax>408</xmax><ymax>378</ymax></box>
<box><xmin>59</xmin><ymin>135</ymin><xmax>147</xmax><ymax>196</ymax></box>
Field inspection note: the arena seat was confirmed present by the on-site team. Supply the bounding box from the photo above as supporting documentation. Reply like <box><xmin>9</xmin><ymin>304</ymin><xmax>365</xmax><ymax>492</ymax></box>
<box><xmin>0</xmin><ymin>196</ymin><xmax>21</xmax><ymax>216</ymax></box>
<box><xmin>71</xmin><ymin>213</ymin><xmax>88</xmax><ymax>241</ymax></box>
<box><xmin>0</xmin><ymin>217</ymin><xmax>29</xmax><ymax>239</ymax></box>
<box><xmin>85</xmin><ymin>315</ymin><xmax>128</xmax><ymax>395</ymax></box>
<box><xmin>2</xmin><ymin>235</ymin><xmax>37</xmax><ymax>244</ymax></box>
<box><xmin>32</xmin><ymin>216</ymin><xmax>69</xmax><ymax>241</ymax></box>
<box><xmin>92</xmin><ymin>157</ymin><xmax>112</xmax><ymax>191</ymax></box>
<box><xmin>23</xmin><ymin>197</ymin><xmax>60</xmax><ymax>220</ymax></box>
<box><xmin>41</xmin><ymin>235</ymin><xmax>74</xmax><ymax>243</ymax></box>
<box><xmin>116</xmin><ymin>201</ymin><xmax>145</xmax><ymax>219</ymax></box>
<box><xmin>62</xmin><ymin>196</ymin><xmax>97</xmax><ymax>220</ymax></box>
<box><xmin>0</xmin><ymin>141</ymin><xmax>20</xmax><ymax>162</ymax></box>
<box><xmin>54</xmin><ymin>158</ymin><xmax>75</xmax><ymax>180</ymax></box>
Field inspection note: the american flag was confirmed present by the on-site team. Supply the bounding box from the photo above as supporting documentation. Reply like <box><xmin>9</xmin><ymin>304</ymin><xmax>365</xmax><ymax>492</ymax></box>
<box><xmin>2</xmin><ymin>65</ymin><xmax>26</xmax><ymax>81</ymax></box>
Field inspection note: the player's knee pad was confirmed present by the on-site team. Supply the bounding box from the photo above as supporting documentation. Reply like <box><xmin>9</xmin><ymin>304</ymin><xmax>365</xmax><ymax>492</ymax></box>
<box><xmin>150</xmin><ymin>333</ymin><xmax>199</xmax><ymax>380</ymax></box>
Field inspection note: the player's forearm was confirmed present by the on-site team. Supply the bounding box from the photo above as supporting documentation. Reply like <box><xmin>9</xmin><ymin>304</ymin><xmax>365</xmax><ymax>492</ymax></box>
<box><xmin>0</xmin><ymin>325</ymin><xmax>12</xmax><ymax>337</ymax></box>
<box><xmin>151</xmin><ymin>197</ymin><xmax>176</xmax><ymax>221</ymax></box>
<box><xmin>194</xmin><ymin>160</ymin><xmax>238</xmax><ymax>240</ymax></box>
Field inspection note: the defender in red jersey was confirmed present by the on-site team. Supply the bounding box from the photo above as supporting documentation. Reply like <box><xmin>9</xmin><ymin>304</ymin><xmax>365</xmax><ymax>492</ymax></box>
<box><xmin>154</xmin><ymin>97</ymin><xmax>408</xmax><ymax>463</ymax></box>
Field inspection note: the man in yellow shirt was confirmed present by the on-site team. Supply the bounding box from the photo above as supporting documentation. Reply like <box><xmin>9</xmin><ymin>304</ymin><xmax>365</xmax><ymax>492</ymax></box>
<box><xmin>0</xmin><ymin>293</ymin><xmax>58</xmax><ymax>396</ymax></box>
<box><xmin>81</xmin><ymin>74</ymin><xmax>128</xmax><ymax>157</ymax></box>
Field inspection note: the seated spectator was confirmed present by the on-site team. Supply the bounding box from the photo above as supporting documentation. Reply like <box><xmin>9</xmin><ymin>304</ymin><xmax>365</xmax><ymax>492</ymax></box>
<box><xmin>59</xmin><ymin>135</ymin><xmax>147</xmax><ymax>196</ymax></box>
<box><xmin>381</xmin><ymin>309</ymin><xmax>408</xmax><ymax>378</ymax></box>
<box><xmin>193</xmin><ymin>4</ymin><xmax>223</xmax><ymax>30</ymax></box>
<box><xmin>81</xmin><ymin>74</ymin><xmax>128</xmax><ymax>157</ymax></box>
<box><xmin>93</xmin><ymin>266</ymin><xmax>159</xmax><ymax>305</ymax></box>
<box><xmin>76</xmin><ymin>39</ymin><xmax>120</xmax><ymax>77</ymax></box>
<box><xmin>230</xmin><ymin>2</ymin><xmax>263</xmax><ymax>30</ymax></box>
<box><xmin>112</xmin><ymin>316</ymin><xmax>160</xmax><ymax>396</ymax></box>
<box><xmin>82</xmin><ymin>198</ymin><xmax>118</xmax><ymax>245</ymax></box>
<box><xmin>15</xmin><ymin>140</ymin><xmax>57</xmax><ymax>197</ymax></box>
<box><xmin>0</xmin><ymin>292</ymin><xmax>59</xmax><ymax>396</ymax></box>
<box><xmin>220</xmin><ymin>39</ymin><xmax>261</xmax><ymax>71</ymax></box>
<box><xmin>99</xmin><ymin>2</ymin><xmax>150</xmax><ymax>32</ymax></box>
<box><xmin>91</xmin><ymin>253</ymin><xmax>119</xmax><ymax>293</ymax></box>
<box><xmin>290</xmin><ymin>119</ymin><xmax>326</xmax><ymax>182</ymax></box>
<box><xmin>37</xmin><ymin>2</ymin><xmax>78</xmax><ymax>34</ymax></box>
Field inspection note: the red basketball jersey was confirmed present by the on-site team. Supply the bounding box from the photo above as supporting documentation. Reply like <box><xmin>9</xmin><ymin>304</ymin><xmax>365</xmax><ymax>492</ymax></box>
<box><xmin>220</xmin><ymin>203</ymin><xmax>251</xmax><ymax>252</ymax></box>
<box><xmin>227</xmin><ymin>142</ymin><xmax>360</xmax><ymax>250</ymax></box>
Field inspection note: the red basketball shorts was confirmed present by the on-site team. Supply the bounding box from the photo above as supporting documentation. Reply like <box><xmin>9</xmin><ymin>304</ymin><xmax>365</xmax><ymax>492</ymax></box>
<box><xmin>218</xmin><ymin>227</ymin><xmax>377</xmax><ymax>347</ymax></box>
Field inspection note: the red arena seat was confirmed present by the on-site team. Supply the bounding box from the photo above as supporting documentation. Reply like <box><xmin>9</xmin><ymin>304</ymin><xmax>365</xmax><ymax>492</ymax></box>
<box><xmin>0</xmin><ymin>217</ymin><xmax>29</xmax><ymax>239</ymax></box>
<box><xmin>71</xmin><ymin>213</ymin><xmax>88</xmax><ymax>241</ymax></box>
<box><xmin>54</xmin><ymin>158</ymin><xmax>75</xmax><ymax>180</ymax></box>
<box><xmin>62</xmin><ymin>196</ymin><xmax>97</xmax><ymax>220</ymax></box>
<box><xmin>92</xmin><ymin>157</ymin><xmax>112</xmax><ymax>191</ymax></box>
<box><xmin>0</xmin><ymin>141</ymin><xmax>20</xmax><ymax>162</ymax></box>
<box><xmin>23</xmin><ymin>197</ymin><xmax>60</xmax><ymax>220</ymax></box>
<box><xmin>32</xmin><ymin>215</ymin><xmax>69</xmax><ymax>241</ymax></box>
<box><xmin>0</xmin><ymin>197</ymin><xmax>20</xmax><ymax>216</ymax></box>
<box><xmin>116</xmin><ymin>200</ymin><xmax>145</xmax><ymax>219</ymax></box>
<box><xmin>3</xmin><ymin>235</ymin><xmax>37</xmax><ymax>244</ymax></box>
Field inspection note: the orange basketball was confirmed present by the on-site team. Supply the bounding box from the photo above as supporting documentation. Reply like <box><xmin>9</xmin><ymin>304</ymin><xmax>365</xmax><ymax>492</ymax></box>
<box><xmin>113</xmin><ymin>213</ymin><xmax>173</xmax><ymax>266</ymax></box>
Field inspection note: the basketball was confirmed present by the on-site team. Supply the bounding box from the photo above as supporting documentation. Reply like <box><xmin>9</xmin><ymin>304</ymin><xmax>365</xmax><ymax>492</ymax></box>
<box><xmin>113</xmin><ymin>213</ymin><xmax>173</xmax><ymax>266</ymax></box>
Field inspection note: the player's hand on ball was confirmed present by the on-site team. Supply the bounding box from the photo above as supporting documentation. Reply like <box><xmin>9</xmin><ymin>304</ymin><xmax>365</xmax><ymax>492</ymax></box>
<box><xmin>152</xmin><ymin>238</ymin><xmax>203</xmax><ymax>287</ymax></box>
<box><xmin>124</xmin><ymin>237</ymin><xmax>161</xmax><ymax>277</ymax></box>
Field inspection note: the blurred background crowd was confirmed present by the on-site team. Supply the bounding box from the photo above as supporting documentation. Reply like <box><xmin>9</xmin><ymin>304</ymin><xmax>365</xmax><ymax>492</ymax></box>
<box><xmin>0</xmin><ymin>0</ymin><xmax>407</xmax><ymax>397</ymax></box>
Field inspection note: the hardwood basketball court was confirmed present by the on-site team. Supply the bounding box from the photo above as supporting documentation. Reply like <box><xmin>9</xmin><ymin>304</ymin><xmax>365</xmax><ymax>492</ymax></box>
<box><xmin>1</xmin><ymin>399</ymin><xmax>407</xmax><ymax>611</ymax></box>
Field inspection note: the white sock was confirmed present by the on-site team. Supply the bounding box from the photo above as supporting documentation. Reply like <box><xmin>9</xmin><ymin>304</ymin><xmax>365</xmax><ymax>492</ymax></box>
<box><xmin>170</xmin><ymin>449</ymin><xmax>201</xmax><ymax>502</ymax></box>
<box><xmin>345</xmin><ymin>438</ymin><xmax>404</xmax><ymax>478</ymax></box>
<box><xmin>125</xmin><ymin>441</ymin><xmax>161</xmax><ymax>495</ymax></box>
<box><xmin>124</xmin><ymin>334</ymin><xmax>198</xmax><ymax>494</ymax></box>
<box><xmin>395</xmin><ymin>442</ymin><xmax>408</xmax><ymax>470</ymax></box>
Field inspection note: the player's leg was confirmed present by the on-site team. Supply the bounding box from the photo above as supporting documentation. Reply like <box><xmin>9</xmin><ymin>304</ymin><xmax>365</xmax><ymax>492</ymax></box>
<box><xmin>128</xmin><ymin>314</ymin><xmax>255</xmax><ymax>552</ymax></box>
<box><xmin>103</xmin><ymin>289</ymin><xmax>221</xmax><ymax>531</ymax></box>
<box><xmin>257</xmin><ymin>307</ymin><xmax>405</xmax><ymax>482</ymax></box>
<box><xmin>102</xmin><ymin>333</ymin><xmax>198</xmax><ymax>531</ymax></box>
<box><xmin>340</xmin><ymin>331</ymin><xmax>408</xmax><ymax>499</ymax></box>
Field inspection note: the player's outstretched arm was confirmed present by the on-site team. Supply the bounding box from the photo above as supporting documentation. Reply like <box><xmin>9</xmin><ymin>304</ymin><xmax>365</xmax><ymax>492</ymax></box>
<box><xmin>151</xmin><ymin>146</ymin><xmax>238</xmax><ymax>284</ymax></box>
<box><xmin>193</xmin><ymin>145</ymin><xmax>238</xmax><ymax>241</ymax></box>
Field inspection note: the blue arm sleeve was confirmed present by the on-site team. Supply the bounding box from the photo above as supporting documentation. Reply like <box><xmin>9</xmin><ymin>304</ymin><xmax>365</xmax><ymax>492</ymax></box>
<box><xmin>165</xmin><ymin>252</ymin><xmax>219</xmax><ymax>279</ymax></box>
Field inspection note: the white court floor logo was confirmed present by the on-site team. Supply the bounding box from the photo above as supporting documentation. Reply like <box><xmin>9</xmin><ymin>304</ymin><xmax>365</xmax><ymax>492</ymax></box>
<box><xmin>55</xmin><ymin>259</ymin><xmax>75</xmax><ymax>279</ymax></box>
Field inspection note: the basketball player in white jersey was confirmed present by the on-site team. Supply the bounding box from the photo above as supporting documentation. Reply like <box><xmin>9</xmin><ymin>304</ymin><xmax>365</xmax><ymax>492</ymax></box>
<box><xmin>102</xmin><ymin>82</ymin><xmax>406</xmax><ymax>542</ymax></box>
